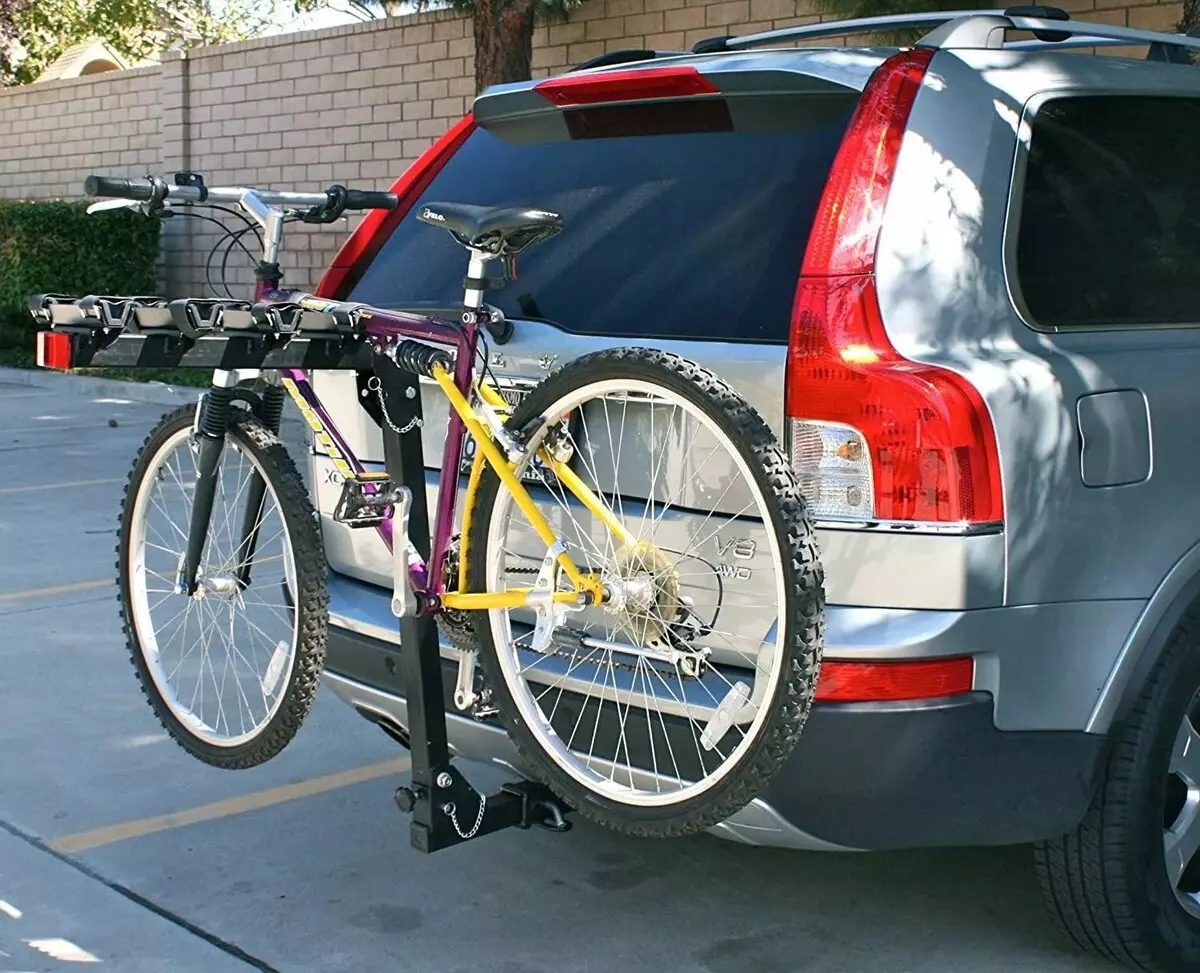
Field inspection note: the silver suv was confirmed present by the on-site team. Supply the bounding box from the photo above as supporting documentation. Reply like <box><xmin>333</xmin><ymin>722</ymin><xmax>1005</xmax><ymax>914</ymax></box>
<box><xmin>304</xmin><ymin>10</ymin><xmax>1200</xmax><ymax>970</ymax></box>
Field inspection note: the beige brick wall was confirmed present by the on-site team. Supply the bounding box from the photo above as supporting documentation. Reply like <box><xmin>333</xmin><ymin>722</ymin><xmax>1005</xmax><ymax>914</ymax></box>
<box><xmin>0</xmin><ymin>0</ymin><xmax>1188</xmax><ymax>296</ymax></box>
<box><xmin>0</xmin><ymin>66</ymin><xmax>162</xmax><ymax>200</ymax></box>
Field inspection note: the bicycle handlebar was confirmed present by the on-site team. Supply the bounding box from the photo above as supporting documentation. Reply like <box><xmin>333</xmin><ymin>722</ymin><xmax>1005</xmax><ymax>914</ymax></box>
<box><xmin>343</xmin><ymin>188</ymin><xmax>398</xmax><ymax>211</ymax></box>
<box><xmin>83</xmin><ymin>173</ymin><xmax>398</xmax><ymax>213</ymax></box>
<box><xmin>84</xmin><ymin>175</ymin><xmax>155</xmax><ymax>201</ymax></box>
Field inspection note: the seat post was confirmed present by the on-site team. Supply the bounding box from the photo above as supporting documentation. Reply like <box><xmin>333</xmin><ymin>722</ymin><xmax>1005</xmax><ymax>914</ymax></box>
<box><xmin>463</xmin><ymin>250</ymin><xmax>489</xmax><ymax>311</ymax></box>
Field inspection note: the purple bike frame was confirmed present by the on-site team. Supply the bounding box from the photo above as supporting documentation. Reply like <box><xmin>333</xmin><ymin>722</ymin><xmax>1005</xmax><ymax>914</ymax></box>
<box><xmin>255</xmin><ymin>279</ymin><xmax>478</xmax><ymax>605</ymax></box>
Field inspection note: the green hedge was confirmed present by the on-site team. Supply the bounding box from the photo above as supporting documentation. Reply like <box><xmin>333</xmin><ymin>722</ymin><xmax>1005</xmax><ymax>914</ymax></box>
<box><xmin>0</xmin><ymin>199</ymin><xmax>161</xmax><ymax>351</ymax></box>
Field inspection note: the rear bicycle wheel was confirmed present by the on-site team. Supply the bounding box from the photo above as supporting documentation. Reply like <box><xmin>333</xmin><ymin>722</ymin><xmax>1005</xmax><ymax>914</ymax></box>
<box><xmin>466</xmin><ymin>348</ymin><xmax>824</xmax><ymax>837</ymax></box>
<box><xmin>117</xmin><ymin>404</ymin><xmax>328</xmax><ymax>768</ymax></box>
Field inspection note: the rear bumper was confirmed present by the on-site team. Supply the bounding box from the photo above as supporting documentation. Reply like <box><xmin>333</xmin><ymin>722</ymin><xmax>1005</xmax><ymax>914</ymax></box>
<box><xmin>325</xmin><ymin>622</ymin><xmax>1107</xmax><ymax>851</ymax></box>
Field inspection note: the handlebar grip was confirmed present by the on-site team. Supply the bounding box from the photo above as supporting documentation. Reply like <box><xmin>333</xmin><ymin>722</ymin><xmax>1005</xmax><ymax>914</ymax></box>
<box><xmin>342</xmin><ymin>189</ymin><xmax>398</xmax><ymax>211</ymax></box>
<box><xmin>84</xmin><ymin>175</ymin><xmax>154</xmax><ymax>201</ymax></box>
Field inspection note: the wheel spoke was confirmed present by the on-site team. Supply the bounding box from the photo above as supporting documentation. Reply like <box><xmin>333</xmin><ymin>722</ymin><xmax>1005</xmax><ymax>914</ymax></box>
<box><xmin>478</xmin><ymin>365</ymin><xmax>808</xmax><ymax>821</ymax></box>
<box><xmin>126</xmin><ymin>419</ymin><xmax>306</xmax><ymax>754</ymax></box>
<box><xmin>1166</xmin><ymin>808</ymin><xmax>1200</xmax><ymax>887</ymax></box>
<box><xmin>1172</xmin><ymin>717</ymin><xmax>1200</xmax><ymax>785</ymax></box>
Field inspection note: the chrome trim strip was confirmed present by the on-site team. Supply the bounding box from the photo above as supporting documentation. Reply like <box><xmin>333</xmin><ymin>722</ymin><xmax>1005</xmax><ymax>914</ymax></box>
<box><xmin>322</xmin><ymin>671</ymin><xmax>856</xmax><ymax>852</ymax></box>
<box><xmin>814</xmin><ymin>517</ymin><xmax>1003</xmax><ymax>536</ymax></box>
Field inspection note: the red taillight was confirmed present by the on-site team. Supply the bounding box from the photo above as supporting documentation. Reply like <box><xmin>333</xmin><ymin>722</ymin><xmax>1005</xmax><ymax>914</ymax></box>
<box><xmin>815</xmin><ymin>657</ymin><xmax>974</xmax><ymax>702</ymax></box>
<box><xmin>533</xmin><ymin>66</ymin><xmax>719</xmax><ymax>107</ymax></box>
<box><xmin>36</xmin><ymin>331</ymin><xmax>72</xmax><ymax>370</ymax></box>
<box><xmin>802</xmin><ymin>49</ymin><xmax>932</xmax><ymax>277</ymax></box>
<box><xmin>787</xmin><ymin>49</ymin><xmax>1003</xmax><ymax>525</ymax></box>
<box><xmin>316</xmin><ymin>114</ymin><xmax>477</xmax><ymax>300</ymax></box>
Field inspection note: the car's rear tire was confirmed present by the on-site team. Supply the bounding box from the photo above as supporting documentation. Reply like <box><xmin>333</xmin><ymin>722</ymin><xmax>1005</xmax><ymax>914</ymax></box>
<box><xmin>1035</xmin><ymin>607</ymin><xmax>1200</xmax><ymax>972</ymax></box>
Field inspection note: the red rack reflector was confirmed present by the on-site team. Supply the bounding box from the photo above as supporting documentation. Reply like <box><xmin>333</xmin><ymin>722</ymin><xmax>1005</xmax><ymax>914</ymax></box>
<box><xmin>815</xmin><ymin>657</ymin><xmax>974</xmax><ymax>702</ymax></box>
<box><xmin>36</xmin><ymin>331</ymin><xmax>73</xmax><ymax>371</ymax></box>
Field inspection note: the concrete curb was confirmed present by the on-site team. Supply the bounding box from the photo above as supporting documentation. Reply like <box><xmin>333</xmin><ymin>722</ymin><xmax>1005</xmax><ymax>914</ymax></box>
<box><xmin>0</xmin><ymin>366</ymin><xmax>202</xmax><ymax>407</ymax></box>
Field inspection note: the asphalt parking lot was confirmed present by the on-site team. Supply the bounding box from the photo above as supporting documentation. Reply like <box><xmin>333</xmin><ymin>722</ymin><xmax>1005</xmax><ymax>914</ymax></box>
<box><xmin>0</xmin><ymin>372</ymin><xmax>1117</xmax><ymax>973</ymax></box>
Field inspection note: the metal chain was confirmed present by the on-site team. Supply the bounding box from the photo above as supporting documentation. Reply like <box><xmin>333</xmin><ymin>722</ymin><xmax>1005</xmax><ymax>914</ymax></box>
<box><xmin>368</xmin><ymin>376</ymin><xmax>422</xmax><ymax>435</ymax></box>
<box><xmin>443</xmin><ymin>794</ymin><xmax>487</xmax><ymax>839</ymax></box>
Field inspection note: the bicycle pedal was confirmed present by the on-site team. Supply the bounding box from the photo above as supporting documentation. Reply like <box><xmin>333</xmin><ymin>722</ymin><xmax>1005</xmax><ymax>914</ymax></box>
<box><xmin>333</xmin><ymin>472</ymin><xmax>403</xmax><ymax>528</ymax></box>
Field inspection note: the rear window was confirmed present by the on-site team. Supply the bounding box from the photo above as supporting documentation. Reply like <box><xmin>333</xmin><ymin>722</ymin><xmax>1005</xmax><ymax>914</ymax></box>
<box><xmin>348</xmin><ymin>93</ymin><xmax>856</xmax><ymax>343</ymax></box>
<box><xmin>1015</xmin><ymin>95</ymin><xmax>1200</xmax><ymax>330</ymax></box>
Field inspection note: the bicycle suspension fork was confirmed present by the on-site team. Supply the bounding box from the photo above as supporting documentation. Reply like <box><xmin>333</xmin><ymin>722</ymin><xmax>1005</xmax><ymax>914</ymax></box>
<box><xmin>231</xmin><ymin>262</ymin><xmax>286</xmax><ymax>591</ymax></box>
<box><xmin>178</xmin><ymin>212</ymin><xmax>288</xmax><ymax>595</ymax></box>
<box><xmin>179</xmin><ymin>371</ymin><xmax>238</xmax><ymax>594</ymax></box>
<box><xmin>177</xmin><ymin>367</ymin><xmax>284</xmax><ymax>595</ymax></box>
<box><xmin>233</xmin><ymin>381</ymin><xmax>284</xmax><ymax>590</ymax></box>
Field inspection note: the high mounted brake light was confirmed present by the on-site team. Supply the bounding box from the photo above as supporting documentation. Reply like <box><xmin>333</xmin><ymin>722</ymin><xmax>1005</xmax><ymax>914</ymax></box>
<box><xmin>533</xmin><ymin>66</ymin><xmax>720</xmax><ymax>106</ymax></box>
<box><xmin>316</xmin><ymin>114</ymin><xmax>477</xmax><ymax>300</ymax></box>
<box><xmin>786</xmin><ymin>49</ymin><xmax>1003</xmax><ymax>525</ymax></box>
<box><xmin>36</xmin><ymin>331</ymin><xmax>73</xmax><ymax>371</ymax></box>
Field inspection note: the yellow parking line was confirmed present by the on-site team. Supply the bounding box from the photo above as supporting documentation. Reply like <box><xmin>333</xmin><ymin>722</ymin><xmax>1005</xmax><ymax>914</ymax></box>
<box><xmin>0</xmin><ymin>579</ymin><xmax>110</xmax><ymax>603</ymax></box>
<box><xmin>0</xmin><ymin>477</ymin><xmax>122</xmax><ymax>495</ymax></box>
<box><xmin>49</xmin><ymin>757</ymin><xmax>412</xmax><ymax>854</ymax></box>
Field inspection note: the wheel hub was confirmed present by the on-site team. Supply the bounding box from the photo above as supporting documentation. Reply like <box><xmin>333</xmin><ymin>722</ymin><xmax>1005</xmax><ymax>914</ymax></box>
<box><xmin>603</xmin><ymin>540</ymin><xmax>681</xmax><ymax>644</ymax></box>
<box><xmin>201</xmin><ymin>575</ymin><xmax>239</xmax><ymax>598</ymax></box>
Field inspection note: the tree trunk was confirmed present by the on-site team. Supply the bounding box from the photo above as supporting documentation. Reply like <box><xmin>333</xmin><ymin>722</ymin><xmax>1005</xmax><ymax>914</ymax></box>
<box><xmin>1181</xmin><ymin>0</ymin><xmax>1199</xmax><ymax>63</ymax></box>
<box><xmin>1182</xmin><ymin>0</ymin><xmax>1200</xmax><ymax>33</ymax></box>
<box><xmin>472</xmin><ymin>0</ymin><xmax>536</xmax><ymax>94</ymax></box>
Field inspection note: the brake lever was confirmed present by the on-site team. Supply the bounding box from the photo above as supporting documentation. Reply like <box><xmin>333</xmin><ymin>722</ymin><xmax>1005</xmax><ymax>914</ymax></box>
<box><xmin>86</xmin><ymin>198</ymin><xmax>163</xmax><ymax>217</ymax></box>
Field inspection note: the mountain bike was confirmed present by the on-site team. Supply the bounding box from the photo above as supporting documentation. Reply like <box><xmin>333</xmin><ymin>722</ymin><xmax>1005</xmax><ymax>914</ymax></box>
<box><xmin>31</xmin><ymin>171</ymin><xmax>825</xmax><ymax>850</ymax></box>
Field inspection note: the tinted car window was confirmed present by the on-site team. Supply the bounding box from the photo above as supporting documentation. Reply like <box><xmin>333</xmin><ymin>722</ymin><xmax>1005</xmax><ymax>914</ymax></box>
<box><xmin>348</xmin><ymin>95</ymin><xmax>855</xmax><ymax>343</ymax></box>
<box><xmin>1016</xmin><ymin>95</ymin><xmax>1200</xmax><ymax>330</ymax></box>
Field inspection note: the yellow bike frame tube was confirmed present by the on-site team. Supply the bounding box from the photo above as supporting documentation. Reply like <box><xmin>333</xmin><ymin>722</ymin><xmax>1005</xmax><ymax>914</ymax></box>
<box><xmin>430</xmin><ymin>365</ymin><xmax>596</xmax><ymax>595</ymax></box>
<box><xmin>544</xmin><ymin>455</ymin><xmax>634</xmax><ymax>547</ymax></box>
<box><xmin>479</xmin><ymin>380</ymin><xmax>631</xmax><ymax>548</ymax></box>
<box><xmin>476</xmin><ymin>380</ymin><xmax>510</xmax><ymax>411</ymax></box>
<box><xmin>458</xmin><ymin>379</ymin><xmax>506</xmax><ymax>593</ymax></box>
<box><xmin>457</xmin><ymin>447</ymin><xmax>487</xmax><ymax>593</ymax></box>
<box><xmin>441</xmin><ymin>589</ymin><xmax>584</xmax><ymax>611</ymax></box>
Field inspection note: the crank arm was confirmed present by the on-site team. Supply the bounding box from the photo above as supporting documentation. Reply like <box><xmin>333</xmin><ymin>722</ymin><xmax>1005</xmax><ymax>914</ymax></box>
<box><xmin>390</xmin><ymin>486</ymin><xmax>417</xmax><ymax>618</ymax></box>
<box><xmin>453</xmin><ymin>648</ymin><xmax>478</xmax><ymax>711</ymax></box>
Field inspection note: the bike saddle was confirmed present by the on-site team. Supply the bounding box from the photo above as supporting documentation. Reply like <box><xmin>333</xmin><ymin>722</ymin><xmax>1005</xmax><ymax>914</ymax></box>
<box><xmin>417</xmin><ymin>201</ymin><xmax>563</xmax><ymax>256</ymax></box>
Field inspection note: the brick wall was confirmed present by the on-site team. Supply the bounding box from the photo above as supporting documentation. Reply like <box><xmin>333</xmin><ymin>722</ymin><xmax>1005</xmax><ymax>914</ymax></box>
<box><xmin>0</xmin><ymin>0</ymin><xmax>1187</xmax><ymax>297</ymax></box>
<box><xmin>0</xmin><ymin>66</ymin><xmax>161</xmax><ymax>200</ymax></box>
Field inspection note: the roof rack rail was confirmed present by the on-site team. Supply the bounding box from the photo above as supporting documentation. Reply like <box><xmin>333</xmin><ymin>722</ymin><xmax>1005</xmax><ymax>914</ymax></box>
<box><xmin>691</xmin><ymin>10</ymin><xmax>1008</xmax><ymax>53</ymax></box>
<box><xmin>1007</xmin><ymin>35</ymin><xmax>1193</xmax><ymax>61</ymax></box>
<box><xmin>570</xmin><ymin>49</ymin><xmax>665</xmax><ymax>72</ymax></box>
<box><xmin>690</xmin><ymin>5</ymin><xmax>1200</xmax><ymax>61</ymax></box>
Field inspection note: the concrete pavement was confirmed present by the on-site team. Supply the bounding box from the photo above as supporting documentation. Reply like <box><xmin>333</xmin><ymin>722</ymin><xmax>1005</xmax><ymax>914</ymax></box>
<box><xmin>0</xmin><ymin>374</ymin><xmax>1113</xmax><ymax>973</ymax></box>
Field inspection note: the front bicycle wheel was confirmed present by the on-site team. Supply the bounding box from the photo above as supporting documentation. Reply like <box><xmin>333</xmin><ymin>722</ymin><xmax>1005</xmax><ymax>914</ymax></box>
<box><xmin>117</xmin><ymin>404</ymin><xmax>328</xmax><ymax>768</ymax></box>
<box><xmin>466</xmin><ymin>348</ymin><xmax>824</xmax><ymax>837</ymax></box>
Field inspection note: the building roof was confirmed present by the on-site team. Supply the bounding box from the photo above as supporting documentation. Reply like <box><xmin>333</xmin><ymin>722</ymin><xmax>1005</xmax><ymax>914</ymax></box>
<box><xmin>35</xmin><ymin>37</ymin><xmax>157</xmax><ymax>82</ymax></box>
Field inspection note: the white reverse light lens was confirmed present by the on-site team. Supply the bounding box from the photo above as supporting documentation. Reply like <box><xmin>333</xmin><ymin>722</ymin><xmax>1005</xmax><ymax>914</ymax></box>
<box><xmin>789</xmin><ymin>419</ymin><xmax>874</xmax><ymax>520</ymax></box>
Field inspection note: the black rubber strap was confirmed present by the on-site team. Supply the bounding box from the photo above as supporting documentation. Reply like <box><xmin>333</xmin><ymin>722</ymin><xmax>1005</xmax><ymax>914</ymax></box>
<box><xmin>463</xmin><ymin>276</ymin><xmax>500</xmax><ymax>291</ymax></box>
